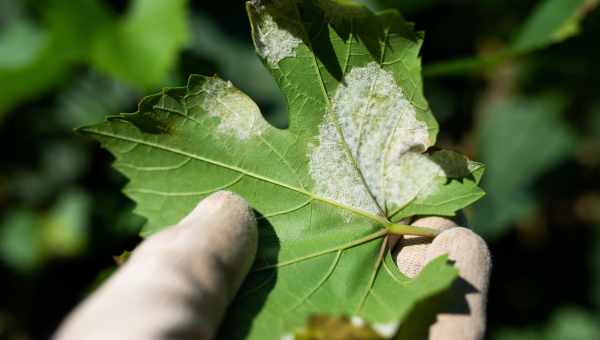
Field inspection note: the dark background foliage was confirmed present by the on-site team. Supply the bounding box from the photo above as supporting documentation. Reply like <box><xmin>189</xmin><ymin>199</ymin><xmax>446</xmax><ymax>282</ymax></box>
<box><xmin>1</xmin><ymin>0</ymin><xmax>599</xmax><ymax>339</ymax></box>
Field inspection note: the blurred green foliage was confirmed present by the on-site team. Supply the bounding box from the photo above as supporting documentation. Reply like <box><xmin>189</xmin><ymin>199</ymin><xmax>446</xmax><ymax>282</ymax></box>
<box><xmin>0</xmin><ymin>0</ymin><xmax>599</xmax><ymax>339</ymax></box>
<box><xmin>0</xmin><ymin>190</ymin><xmax>90</xmax><ymax>273</ymax></box>
<box><xmin>0</xmin><ymin>0</ymin><xmax>188</xmax><ymax>117</ymax></box>
<box><xmin>494</xmin><ymin>307</ymin><xmax>600</xmax><ymax>340</ymax></box>
<box><xmin>424</xmin><ymin>0</ymin><xmax>599</xmax><ymax>76</ymax></box>
<box><xmin>90</xmin><ymin>0</ymin><xmax>188</xmax><ymax>86</ymax></box>
<box><xmin>511</xmin><ymin>0</ymin><xmax>597</xmax><ymax>51</ymax></box>
<box><xmin>473</xmin><ymin>95</ymin><xmax>576</xmax><ymax>239</ymax></box>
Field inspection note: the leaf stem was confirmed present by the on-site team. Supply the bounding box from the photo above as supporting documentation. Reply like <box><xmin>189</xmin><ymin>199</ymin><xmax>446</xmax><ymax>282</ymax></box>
<box><xmin>253</xmin><ymin>229</ymin><xmax>388</xmax><ymax>272</ymax></box>
<box><xmin>386</xmin><ymin>223</ymin><xmax>439</xmax><ymax>237</ymax></box>
<box><xmin>356</xmin><ymin>234</ymin><xmax>388</xmax><ymax>313</ymax></box>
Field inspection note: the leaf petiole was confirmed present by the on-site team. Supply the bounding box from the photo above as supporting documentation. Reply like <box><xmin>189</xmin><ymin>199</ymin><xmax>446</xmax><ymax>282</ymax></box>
<box><xmin>386</xmin><ymin>223</ymin><xmax>439</xmax><ymax>237</ymax></box>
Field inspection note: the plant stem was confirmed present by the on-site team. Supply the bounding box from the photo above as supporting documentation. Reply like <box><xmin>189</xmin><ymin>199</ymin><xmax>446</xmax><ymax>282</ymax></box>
<box><xmin>386</xmin><ymin>223</ymin><xmax>439</xmax><ymax>237</ymax></box>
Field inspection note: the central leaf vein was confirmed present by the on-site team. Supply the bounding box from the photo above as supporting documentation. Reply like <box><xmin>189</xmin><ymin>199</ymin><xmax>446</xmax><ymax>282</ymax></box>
<box><xmin>86</xmin><ymin>127</ymin><xmax>392</xmax><ymax>226</ymax></box>
<box><xmin>254</xmin><ymin>228</ymin><xmax>387</xmax><ymax>271</ymax></box>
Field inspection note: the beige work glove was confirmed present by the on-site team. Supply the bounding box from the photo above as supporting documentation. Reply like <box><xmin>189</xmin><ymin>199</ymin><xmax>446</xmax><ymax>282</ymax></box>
<box><xmin>53</xmin><ymin>191</ymin><xmax>491</xmax><ymax>340</ymax></box>
<box><xmin>53</xmin><ymin>191</ymin><xmax>258</xmax><ymax>340</ymax></box>
<box><xmin>394</xmin><ymin>217</ymin><xmax>492</xmax><ymax>340</ymax></box>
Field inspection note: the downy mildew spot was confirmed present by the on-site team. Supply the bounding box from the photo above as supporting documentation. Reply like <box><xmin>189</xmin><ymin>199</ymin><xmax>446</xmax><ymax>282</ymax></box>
<box><xmin>251</xmin><ymin>0</ymin><xmax>303</xmax><ymax>68</ymax></box>
<box><xmin>202</xmin><ymin>78</ymin><xmax>266</xmax><ymax>140</ymax></box>
<box><xmin>309</xmin><ymin>62</ymin><xmax>447</xmax><ymax>217</ymax></box>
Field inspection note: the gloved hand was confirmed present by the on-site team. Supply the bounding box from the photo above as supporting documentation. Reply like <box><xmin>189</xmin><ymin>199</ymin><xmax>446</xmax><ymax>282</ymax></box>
<box><xmin>53</xmin><ymin>191</ymin><xmax>491</xmax><ymax>340</ymax></box>
<box><xmin>394</xmin><ymin>217</ymin><xmax>491</xmax><ymax>340</ymax></box>
<box><xmin>53</xmin><ymin>191</ymin><xmax>258</xmax><ymax>340</ymax></box>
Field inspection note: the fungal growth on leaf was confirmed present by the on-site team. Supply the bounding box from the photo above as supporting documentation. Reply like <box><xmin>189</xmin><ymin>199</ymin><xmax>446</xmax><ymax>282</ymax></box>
<box><xmin>250</xmin><ymin>0</ymin><xmax>303</xmax><ymax>68</ymax></box>
<box><xmin>200</xmin><ymin>78</ymin><xmax>266</xmax><ymax>140</ymax></box>
<box><xmin>309</xmin><ymin>62</ymin><xmax>445</xmax><ymax>218</ymax></box>
<box><xmin>81</xmin><ymin>1</ymin><xmax>486</xmax><ymax>339</ymax></box>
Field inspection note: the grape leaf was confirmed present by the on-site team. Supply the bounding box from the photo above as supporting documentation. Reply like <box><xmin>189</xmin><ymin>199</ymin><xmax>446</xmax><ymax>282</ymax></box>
<box><xmin>425</xmin><ymin>0</ymin><xmax>599</xmax><ymax>77</ymax></box>
<box><xmin>0</xmin><ymin>0</ymin><xmax>188</xmax><ymax>118</ymax></box>
<box><xmin>90</xmin><ymin>0</ymin><xmax>189</xmax><ymax>88</ymax></box>
<box><xmin>511</xmin><ymin>0</ymin><xmax>598</xmax><ymax>52</ymax></box>
<box><xmin>0</xmin><ymin>0</ymin><xmax>112</xmax><ymax>116</ymax></box>
<box><xmin>81</xmin><ymin>0</ymin><xmax>485</xmax><ymax>338</ymax></box>
<box><xmin>472</xmin><ymin>95</ymin><xmax>575</xmax><ymax>239</ymax></box>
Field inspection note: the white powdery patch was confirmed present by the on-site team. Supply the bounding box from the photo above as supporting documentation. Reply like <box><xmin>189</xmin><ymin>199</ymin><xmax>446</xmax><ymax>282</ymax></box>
<box><xmin>384</xmin><ymin>152</ymin><xmax>444</xmax><ymax>209</ymax></box>
<box><xmin>309</xmin><ymin>120</ymin><xmax>380</xmax><ymax>216</ymax></box>
<box><xmin>251</xmin><ymin>1</ymin><xmax>303</xmax><ymax>68</ymax></box>
<box><xmin>309</xmin><ymin>62</ymin><xmax>444</xmax><ymax>215</ymax></box>
<box><xmin>202</xmin><ymin>78</ymin><xmax>266</xmax><ymax>140</ymax></box>
<box><xmin>372</xmin><ymin>321</ymin><xmax>401</xmax><ymax>337</ymax></box>
<box><xmin>350</xmin><ymin>315</ymin><xmax>366</xmax><ymax>327</ymax></box>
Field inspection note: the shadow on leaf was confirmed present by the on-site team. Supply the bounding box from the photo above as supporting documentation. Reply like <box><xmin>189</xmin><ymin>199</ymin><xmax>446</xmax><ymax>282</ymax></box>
<box><xmin>394</xmin><ymin>264</ymin><xmax>477</xmax><ymax>339</ymax></box>
<box><xmin>218</xmin><ymin>212</ymin><xmax>280</xmax><ymax>339</ymax></box>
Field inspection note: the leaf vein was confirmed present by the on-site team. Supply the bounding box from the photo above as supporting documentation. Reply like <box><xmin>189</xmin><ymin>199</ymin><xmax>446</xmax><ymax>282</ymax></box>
<box><xmin>126</xmin><ymin>175</ymin><xmax>243</xmax><ymax>197</ymax></box>
<box><xmin>356</xmin><ymin>235</ymin><xmax>388</xmax><ymax>313</ymax></box>
<box><xmin>286</xmin><ymin>250</ymin><xmax>342</xmax><ymax>312</ymax></box>
<box><xmin>260</xmin><ymin>199</ymin><xmax>313</xmax><ymax>218</ymax></box>
<box><xmin>253</xmin><ymin>228</ymin><xmax>387</xmax><ymax>271</ymax></box>
<box><xmin>85</xmin><ymin>127</ymin><xmax>392</xmax><ymax>226</ymax></box>
<box><xmin>118</xmin><ymin>158</ymin><xmax>191</xmax><ymax>172</ymax></box>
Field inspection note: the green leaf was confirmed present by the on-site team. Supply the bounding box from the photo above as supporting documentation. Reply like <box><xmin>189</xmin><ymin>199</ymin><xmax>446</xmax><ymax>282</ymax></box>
<box><xmin>90</xmin><ymin>0</ymin><xmax>189</xmax><ymax>88</ymax></box>
<box><xmin>42</xmin><ymin>190</ymin><xmax>91</xmax><ymax>257</ymax></box>
<box><xmin>0</xmin><ymin>0</ymin><xmax>189</xmax><ymax>118</ymax></box>
<box><xmin>82</xmin><ymin>0</ymin><xmax>484</xmax><ymax>338</ymax></box>
<box><xmin>0</xmin><ymin>0</ymin><xmax>112</xmax><ymax>116</ymax></box>
<box><xmin>0</xmin><ymin>210</ymin><xmax>43</xmax><ymax>272</ymax></box>
<box><xmin>425</xmin><ymin>0</ymin><xmax>599</xmax><ymax>77</ymax></box>
<box><xmin>511</xmin><ymin>0</ymin><xmax>598</xmax><ymax>52</ymax></box>
<box><xmin>0</xmin><ymin>18</ymin><xmax>47</xmax><ymax>69</ymax></box>
<box><xmin>0</xmin><ymin>190</ymin><xmax>91</xmax><ymax>273</ymax></box>
<box><xmin>472</xmin><ymin>95</ymin><xmax>575</xmax><ymax>239</ymax></box>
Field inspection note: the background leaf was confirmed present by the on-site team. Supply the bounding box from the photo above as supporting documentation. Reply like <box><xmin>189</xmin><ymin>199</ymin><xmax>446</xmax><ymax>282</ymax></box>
<box><xmin>471</xmin><ymin>95</ymin><xmax>575</xmax><ymax>239</ymax></box>
<box><xmin>0</xmin><ymin>190</ymin><xmax>90</xmax><ymax>273</ymax></box>
<box><xmin>0</xmin><ymin>0</ymin><xmax>188</xmax><ymax>119</ymax></box>
<box><xmin>424</xmin><ymin>0</ymin><xmax>599</xmax><ymax>77</ymax></box>
<box><xmin>90</xmin><ymin>0</ymin><xmax>189</xmax><ymax>87</ymax></box>
<box><xmin>0</xmin><ymin>0</ymin><xmax>112</xmax><ymax>116</ymax></box>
